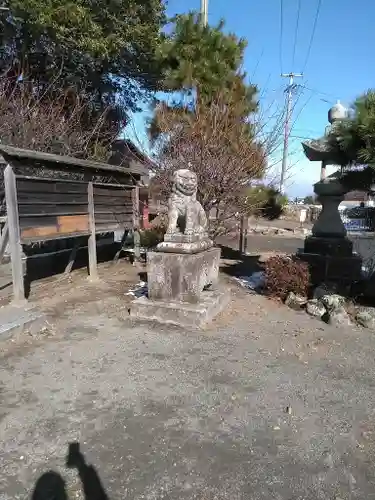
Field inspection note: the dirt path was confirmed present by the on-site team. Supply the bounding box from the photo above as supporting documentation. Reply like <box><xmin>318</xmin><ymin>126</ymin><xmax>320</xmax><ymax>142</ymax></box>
<box><xmin>1</xmin><ymin>281</ymin><xmax>375</xmax><ymax>499</ymax></box>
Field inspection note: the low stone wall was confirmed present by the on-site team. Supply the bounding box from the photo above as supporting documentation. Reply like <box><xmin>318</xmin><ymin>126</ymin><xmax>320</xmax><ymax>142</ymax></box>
<box><xmin>350</xmin><ymin>233</ymin><xmax>375</xmax><ymax>272</ymax></box>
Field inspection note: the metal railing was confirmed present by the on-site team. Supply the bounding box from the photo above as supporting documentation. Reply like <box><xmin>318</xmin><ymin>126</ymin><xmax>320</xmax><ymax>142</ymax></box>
<box><xmin>341</xmin><ymin>207</ymin><xmax>375</xmax><ymax>233</ymax></box>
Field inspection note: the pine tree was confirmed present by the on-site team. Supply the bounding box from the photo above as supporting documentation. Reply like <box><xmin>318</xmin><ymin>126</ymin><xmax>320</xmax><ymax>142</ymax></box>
<box><xmin>330</xmin><ymin>91</ymin><xmax>375</xmax><ymax>190</ymax></box>
<box><xmin>158</xmin><ymin>13</ymin><xmax>257</xmax><ymax>109</ymax></box>
<box><xmin>0</xmin><ymin>0</ymin><xmax>166</xmax><ymax>125</ymax></box>
<box><xmin>151</xmin><ymin>13</ymin><xmax>258</xmax><ymax>141</ymax></box>
<box><xmin>332</xmin><ymin>91</ymin><xmax>375</xmax><ymax>166</ymax></box>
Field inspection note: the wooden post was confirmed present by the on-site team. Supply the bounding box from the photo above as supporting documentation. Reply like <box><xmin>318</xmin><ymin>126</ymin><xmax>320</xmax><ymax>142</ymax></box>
<box><xmin>142</xmin><ymin>203</ymin><xmax>150</xmax><ymax>229</ymax></box>
<box><xmin>132</xmin><ymin>185</ymin><xmax>141</xmax><ymax>261</ymax></box>
<box><xmin>64</xmin><ymin>240</ymin><xmax>80</xmax><ymax>274</ymax></box>
<box><xmin>0</xmin><ymin>220</ymin><xmax>9</xmax><ymax>262</ymax></box>
<box><xmin>87</xmin><ymin>182</ymin><xmax>98</xmax><ymax>281</ymax></box>
<box><xmin>4</xmin><ymin>165</ymin><xmax>25</xmax><ymax>304</ymax></box>
<box><xmin>113</xmin><ymin>229</ymin><xmax>129</xmax><ymax>264</ymax></box>
<box><xmin>239</xmin><ymin>216</ymin><xmax>245</xmax><ymax>254</ymax></box>
<box><xmin>243</xmin><ymin>216</ymin><xmax>249</xmax><ymax>255</ymax></box>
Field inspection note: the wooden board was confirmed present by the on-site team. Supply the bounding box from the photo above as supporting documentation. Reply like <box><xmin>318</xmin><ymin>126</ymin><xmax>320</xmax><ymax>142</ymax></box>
<box><xmin>17</xmin><ymin>178</ymin><xmax>88</xmax><ymax>194</ymax></box>
<box><xmin>20</xmin><ymin>214</ymin><xmax>89</xmax><ymax>241</ymax></box>
<box><xmin>18</xmin><ymin>203</ymin><xmax>132</xmax><ymax>216</ymax></box>
<box><xmin>18</xmin><ymin>204</ymin><xmax>89</xmax><ymax>216</ymax></box>
<box><xmin>94</xmin><ymin>213</ymin><xmax>133</xmax><ymax>224</ymax></box>
<box><xmin>91</xmin><ymin>202</ymin><xmax>133</xmax><ymax>210</ymax></box>
<box><xmin>17</xmin><ymin>192</ymin><xmax>89</xmax><ymax>204</ymax></box>
<box><xmin>93</xmin><ymin>185</ymin><xmax>132</xmax><ymax>198</ymax></box>
<box><xmin>58</xmin><ymin>214</ymin><xmax>89</xmax><ymax>234</ymax></box>
<box><xmin>14</xmin><ymin>175</ymin><xmax>137</xmax><ymax>243</ymax></box>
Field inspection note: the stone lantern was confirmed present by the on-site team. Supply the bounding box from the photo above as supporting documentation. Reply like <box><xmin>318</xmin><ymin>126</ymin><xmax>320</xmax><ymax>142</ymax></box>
<box><xmin>299</xmin><ymin>102</ymin><xmax>362</xmax><ymax>285</ymax></box>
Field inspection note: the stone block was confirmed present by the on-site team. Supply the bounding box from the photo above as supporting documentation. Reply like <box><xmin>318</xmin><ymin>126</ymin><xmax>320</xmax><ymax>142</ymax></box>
<box><xmin>0</xmin><ymin>305</ymin><xmax>46</xmax><ymax>340</ymax></box>
<box><xmin>306</xmin><ymin>299</ymin><xmax>326</xmax><ymax>318</ymax></box>
<box><xmin>356</xmin><ymin>309</ymin><xmax>375</xmax><ymax>329</ymax></box>
<box><xmin>304</xmin><ymin>236</ymin><xmax>353</xmax><ymax>257</ymax></box>
<box><xmin>285</xmin><ymin>291</ymin><xmax>307</xmax><ymax>310</ymax></box>
<box><xmin>328</xmin><ymin>306</ymin><xmax>353</xmax><ymax>327</ymax></box>
<box><xmin>130</xmin><ymin>288</ymin><xmax>229</xmax><ymax>328</ymax></box>
<box><xmin>147</xmin><ymin>247</ymin><xmax>220</xmax><ymax>304</ymax></box>
<box><xmin>298</xmin><ymin>251</ymin><xmax>362</xmax><ymax>285</ymax></box>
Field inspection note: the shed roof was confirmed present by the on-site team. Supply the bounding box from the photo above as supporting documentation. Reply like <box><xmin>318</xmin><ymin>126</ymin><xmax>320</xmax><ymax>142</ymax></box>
<box><xmin>0</xmin><ymin>144</ymin><xmax>149</xmax><ymax>177</ymax></box>
<box><xmin>108</xmin><ymin>139</ymin><xmax>156</xmax><ymax>169</ymax></box>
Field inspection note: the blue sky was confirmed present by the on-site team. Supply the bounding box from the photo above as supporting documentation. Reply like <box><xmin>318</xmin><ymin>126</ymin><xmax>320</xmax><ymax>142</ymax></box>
<box><xmin>126</xmin><ymin>0</ymin><xmax>375</xmax><ymax>197</ymax></box>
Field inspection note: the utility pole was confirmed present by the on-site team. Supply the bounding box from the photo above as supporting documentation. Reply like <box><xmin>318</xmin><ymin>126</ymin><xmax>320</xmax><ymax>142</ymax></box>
<box><xmin>279</xmin><ymin>72</ymin><xmax>303</xmax><ymax>194</ymax></box>
<box><xmin>201</xmin><ymin>0</ymin><xmax>208</xmax><ymax>26</ymax></box>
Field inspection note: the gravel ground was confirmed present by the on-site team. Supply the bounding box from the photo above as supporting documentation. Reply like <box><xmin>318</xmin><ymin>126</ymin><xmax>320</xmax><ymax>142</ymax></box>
<box><xmin>2</xmin><ymin>279</ymin><xmax>375</xmax><ymax>500</ymax></box>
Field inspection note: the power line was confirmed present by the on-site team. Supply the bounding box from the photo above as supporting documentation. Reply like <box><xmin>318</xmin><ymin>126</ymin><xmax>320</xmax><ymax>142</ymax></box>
<box><xmin>290</xmin><ymin>135</ymin><xmax>317</xmax><ymax>140</ymax></box>
<box><xmin>290</xmin><ymin>85</ymin><xmax>315</xmax><ymax>131</ymax></box>
<box><xmin>279</xmin><ymin>0</ymin><xmax>284</xmax><ymax>74</ymax></box>
<box><xmin>291</xmin><ymin>0</ymin><xmax>302</xmax><ymax>70</ymax></box>
<box><xmin>301</xmin><ymin>0</ymin><xmax>322</xmax><ymax>73</ymax></box>
<box><xmin>250</xmin><ymin>48</ymin><xmax>265</xmax><ymax>81</ymax></box>
<box><xmin>299</xmin><ymin>84</ymin><xmax>337</xmax><ymax>101</ymax></box>
<box><xmin>293</xmin><ymin>127</ymin><xmax>323</xmax><ymax>134</ymax></box>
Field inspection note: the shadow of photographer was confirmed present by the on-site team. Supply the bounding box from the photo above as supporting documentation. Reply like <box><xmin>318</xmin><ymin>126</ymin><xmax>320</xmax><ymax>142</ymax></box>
<box><xmin>31</xmin><ymin>442</ymin><xmax>108</xmax><ymax>500</ymax></box>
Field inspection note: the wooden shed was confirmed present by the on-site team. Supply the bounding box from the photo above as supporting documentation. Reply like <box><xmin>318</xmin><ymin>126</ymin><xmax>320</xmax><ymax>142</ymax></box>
<box><xmin>0</xmin><ymin>145</ymin><xmax>149</xmax><ymax>303</ymax></box>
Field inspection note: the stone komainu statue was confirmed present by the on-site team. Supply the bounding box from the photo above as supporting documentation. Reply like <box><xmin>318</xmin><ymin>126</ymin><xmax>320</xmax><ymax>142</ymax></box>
<box><xmin>166</xmin><ymin>169</ymin><xmax>208</xmax><ymax>236</ymax></box>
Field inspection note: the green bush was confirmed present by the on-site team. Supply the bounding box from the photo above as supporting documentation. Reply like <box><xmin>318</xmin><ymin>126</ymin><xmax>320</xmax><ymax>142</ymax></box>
<box><xmin>139</xmin><ymin>214</ymin><xmax>167</xmax><ymax>248</ymax></box>
<box><xmin>245</xmin><ymin>185</ymin><xmax>271</xmax><ymax>208</ymax></box>
<box><xmin>303</xmin><ymin>195</ymin><xmax>315</xmax><ymax>205</ymax></box>
<box><xmin>139</xmin><ymin>228</ymin><xmax>165</xmax><ymax>248</ymax></box>
<box><xmin>263</xmin><ymin>191</ymin><xmax>288</xmax><ymax>220</ymax></box>
<box><xmin>245</xmin><ymin>185</ymin><xmax>288</xmax><ymax>220</ymax></box>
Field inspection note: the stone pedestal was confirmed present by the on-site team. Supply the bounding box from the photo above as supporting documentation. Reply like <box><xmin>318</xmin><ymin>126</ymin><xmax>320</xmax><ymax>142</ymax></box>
<box><xmin>148</xmin><ymin>247</ymin><xmax>220</xmax><ymax>303</ymax></box>
<box><xmin>130</xmin><ymin>247</ymin><xmax>228</xmax><ymax>328</ymax></box>
<box><xmin>298</xmin><ymin>176</ymin><xmax>362</xmax><ymax>286</ymax></box>
<box><xmin>130</xmin><ymin>168</ymin><xmax>229</xmax><ymax>328</ymax></box>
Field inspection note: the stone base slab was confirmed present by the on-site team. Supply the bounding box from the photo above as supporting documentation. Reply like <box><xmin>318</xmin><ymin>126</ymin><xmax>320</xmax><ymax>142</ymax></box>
<box><xmin>0</xmin><ymin>305</ymin><xmax>46</xmax><ymax>340</ymax></box>
<box><xmin>130</xmin><ymin>288</ymin><xmax>229</xmax><ymax>328</ymax></box>
<box><xmin>163</xmin><ymin>232</ymin><xmax>210</xmax><ymax>244</ymax></box>
<box><xmin>157</xmin><ymin>237</ymin><xmax>213</xmax><ymax>254</ymax></box>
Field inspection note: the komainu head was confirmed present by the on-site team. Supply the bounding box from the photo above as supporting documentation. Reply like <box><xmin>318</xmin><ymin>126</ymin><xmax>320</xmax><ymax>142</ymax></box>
<box><xmin>172</xmin><ymin>169</ymin><xmax>198</xmax><ymax>197</ymax></box>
